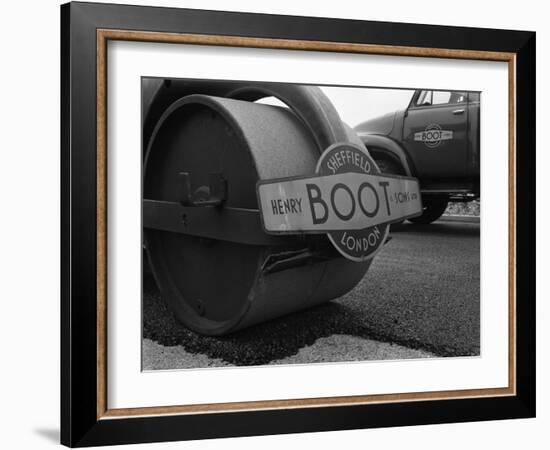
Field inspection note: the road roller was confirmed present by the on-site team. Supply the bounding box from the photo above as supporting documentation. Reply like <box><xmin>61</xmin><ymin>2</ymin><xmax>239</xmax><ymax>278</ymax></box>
<box><xmin>142</xmin><ymin>79</ymin><xmax>413</xmax><ymax>336</ymax></box>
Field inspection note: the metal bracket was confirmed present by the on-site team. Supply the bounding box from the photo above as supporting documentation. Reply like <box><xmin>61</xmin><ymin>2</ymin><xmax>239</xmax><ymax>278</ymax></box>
<box><xmin>179</xmin><ymin>172</ymin><xmax>227</xmax><ymax>207</ymax></box>
<box><xmin>143</xmin><ymin>199</ymin><xmax>294</xmax><ymax>246</ymax></box>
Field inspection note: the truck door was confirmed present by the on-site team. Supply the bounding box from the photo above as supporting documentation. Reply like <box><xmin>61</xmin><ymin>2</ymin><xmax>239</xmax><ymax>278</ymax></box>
<box><xmin>402</xmin><ymin>90</ymin><xmax>469</xmax><ymax>178</ymax></box>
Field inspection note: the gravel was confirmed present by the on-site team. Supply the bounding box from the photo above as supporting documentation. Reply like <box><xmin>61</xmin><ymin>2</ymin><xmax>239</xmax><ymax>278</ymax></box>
<box><xmin>270</xmin><ymin>334</ymin><xmax>434</xmax><ymax>365</ymax></box>
<box><xmin>143</xmin><ymin>221</ymin><xmax>479</xmax><ymax>367</ymax></box>
<box><xmin>142</xmin><ymin>339</ymin><xmax>229</xmax><ymax>370</ymax></box>
<box><xmin>445</xmin><ymin>200</ymin><xmax>480</xmax><ymax>216</ymax></box>
<box><xmin>142</xmin><ymin>335</ymin><xmax>434</xmax><ymax>370</ymax></box>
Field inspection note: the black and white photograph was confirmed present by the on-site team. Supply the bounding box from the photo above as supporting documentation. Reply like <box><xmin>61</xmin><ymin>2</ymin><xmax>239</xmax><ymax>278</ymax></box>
<box><xmin>141</xmin><ymin>78</ymin><xmax>481</xmax><ymax>370</ymax></box>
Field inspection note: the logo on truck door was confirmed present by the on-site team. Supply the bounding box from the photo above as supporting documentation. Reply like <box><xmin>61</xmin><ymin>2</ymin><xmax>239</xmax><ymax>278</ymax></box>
<box><xmin>414</xmin><ymin>123</ymin><xmax>453</xmax><ymax>148</ymax></box>
<box><xmin>257</xmin><ymin>143</ymin><xmax>422</xmax><ymax>262</ymax></box>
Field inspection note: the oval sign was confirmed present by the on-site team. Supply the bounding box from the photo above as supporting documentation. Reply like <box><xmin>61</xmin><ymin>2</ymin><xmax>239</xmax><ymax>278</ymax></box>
<box><xmin>316</xmin><ymin>143</ymin><xmax>390</xmax><ymax>261</ymax></box>
<box><xmin>256</xmin><ymin>142</ymin><xmax>422</xmax><ymax>262</ymax></box>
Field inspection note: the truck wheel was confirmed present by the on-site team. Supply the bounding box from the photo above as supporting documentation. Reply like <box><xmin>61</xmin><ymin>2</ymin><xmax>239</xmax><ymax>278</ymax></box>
<box><xmin>374</xmin><ymin>157</ymin><xmax>405</xmax><ymax>226</ymax></box>
<box><xmin>374</xmin><ymin>157</ymin><xmax>404</xmax><ymax>176</ymax></box>
<box><xmin>408</xmin><ymin>197</ymin><xmax>448</xmax><ymax>224</ymax></box>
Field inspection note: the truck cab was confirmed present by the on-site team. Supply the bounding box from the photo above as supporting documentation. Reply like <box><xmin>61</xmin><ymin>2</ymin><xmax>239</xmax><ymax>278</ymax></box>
<box><xmin>355</xmin><ymin>89</ymin><xmax>480</xmax><ymax>223</ymax></box>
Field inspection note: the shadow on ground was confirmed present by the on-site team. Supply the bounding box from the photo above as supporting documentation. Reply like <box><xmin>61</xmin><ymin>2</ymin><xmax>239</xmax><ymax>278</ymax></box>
<box><xmin>390</xmin><ymin>221</ymin><xmax>480</xmax><ymax>237</ymax></box>
<box><xmin>143</xmin><ymin>266</ymin><xmax>475</xmax><ymax>366</ymax></box>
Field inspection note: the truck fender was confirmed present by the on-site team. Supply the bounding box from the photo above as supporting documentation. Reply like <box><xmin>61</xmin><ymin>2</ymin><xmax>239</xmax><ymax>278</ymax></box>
<box><xmin>358</xmin><ymin>134</ymin><xmax>415</xmax><ymax>177</ymax></box>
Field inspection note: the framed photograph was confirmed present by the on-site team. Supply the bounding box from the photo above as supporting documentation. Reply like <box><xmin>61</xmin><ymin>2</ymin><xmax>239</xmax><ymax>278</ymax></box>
<box><xmin>60</xmin><ymin>1</ymin><xmax>535</xmax><ymax>447</ymax></box>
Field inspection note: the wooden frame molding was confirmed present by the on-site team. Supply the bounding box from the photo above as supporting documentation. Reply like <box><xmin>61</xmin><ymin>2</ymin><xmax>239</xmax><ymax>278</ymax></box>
<box><xmin>96</xmin><ymin>29</ymin><xmax>517</xmax><ymax>420</ymax></box>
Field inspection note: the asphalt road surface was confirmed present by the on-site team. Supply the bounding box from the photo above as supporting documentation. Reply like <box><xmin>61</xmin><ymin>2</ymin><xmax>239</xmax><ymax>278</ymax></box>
<box><xmin>143</xmin><ymin>218</ymin><xmax>480</xmax><ymax>369</ymax></box>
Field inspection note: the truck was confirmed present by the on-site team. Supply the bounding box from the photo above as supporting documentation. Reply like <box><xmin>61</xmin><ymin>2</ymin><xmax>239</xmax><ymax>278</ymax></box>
<box><xmin>355</xmin><ymin>89</ymin><xmax>480</xmax><ymax>224</ymax></box>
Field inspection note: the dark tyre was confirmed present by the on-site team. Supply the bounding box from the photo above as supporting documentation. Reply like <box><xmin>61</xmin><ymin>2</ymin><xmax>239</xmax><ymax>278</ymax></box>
<box><xmin>375</xmin><ymin>157</ymin><xmax>404</xmax><ymax>176</ymax></box>
<box><xmin>374</xmin><ymin>157</ymin><xmax>406</xmax><ymax>226</ymax></box>
<box><xmin>408</xmin><ymin>196</ymin><xmax>448</xmax><ymax>224</ymax></box>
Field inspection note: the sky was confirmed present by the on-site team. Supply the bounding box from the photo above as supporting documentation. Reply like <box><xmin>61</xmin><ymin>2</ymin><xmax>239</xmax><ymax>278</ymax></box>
<box><xmin>321</xmin><ymin>86</ymin><xmax>414</xmax><ymax>128</ymax></box>
<box><xmin>258</xmin><ymin>86</ymin><xmax>414</xmax><ymax>128</ymax></box>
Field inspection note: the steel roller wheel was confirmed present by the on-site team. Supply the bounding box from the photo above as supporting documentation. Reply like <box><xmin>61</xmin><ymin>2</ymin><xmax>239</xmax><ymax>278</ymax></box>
<box><xmin>143</xmin><ymin>85</ymin><xmax>373</xmax><ymax>335</ymax></box>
